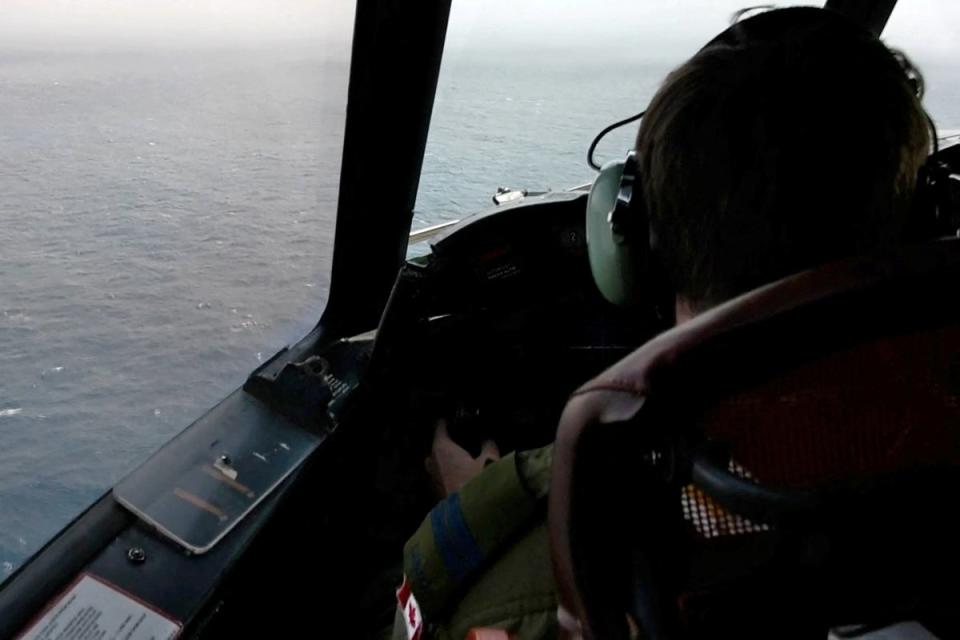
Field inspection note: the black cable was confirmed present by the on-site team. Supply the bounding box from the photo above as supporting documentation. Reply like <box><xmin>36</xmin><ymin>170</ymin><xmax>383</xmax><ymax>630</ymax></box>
<box><xmin>927</xmin><ymin>112</ymin><xmax>940</xmax><ymax>155</ymax></box>
<box><xmin>730</xmin><ymin>5</ymin><xmax>776</xmax><ymax>24</ymax></box>
<box><xmin>586</xmin><ymin>110</ymin><xmax>645</xmax><ymax>171</ymax></box>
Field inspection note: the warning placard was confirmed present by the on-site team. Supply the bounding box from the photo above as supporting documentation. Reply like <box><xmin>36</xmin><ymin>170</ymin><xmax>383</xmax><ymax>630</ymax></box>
<box><xmin>18</xmin><ymin>574</ymin><xmax>180</xmax><ymax>640</ymax></box>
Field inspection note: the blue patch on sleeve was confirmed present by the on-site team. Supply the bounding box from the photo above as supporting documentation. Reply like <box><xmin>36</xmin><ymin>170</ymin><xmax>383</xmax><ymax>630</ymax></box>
<box><xmin>430</xmin><ymin>492</ymin><xmax>484</xmax><ymax>581</ymax></box>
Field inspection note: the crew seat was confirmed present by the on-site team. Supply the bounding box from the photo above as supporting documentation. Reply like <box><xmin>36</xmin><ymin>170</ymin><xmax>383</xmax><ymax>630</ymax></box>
<box><xmin>549</xmin><ymin>239</ymin><xmax>960</xmax><ymax>640</ymax></box>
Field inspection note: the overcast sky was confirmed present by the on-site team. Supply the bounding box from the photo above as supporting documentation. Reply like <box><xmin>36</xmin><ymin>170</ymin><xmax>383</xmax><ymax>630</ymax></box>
<box><xmin>0</xmin><ymin>1</ymin><xmax>956</xmax><ymax>62</ymax></box>
<box><xmin>443</xmin><ymin>0</ymin><xmax>959</xmax><ymax>62</ymax></box>
<box><xmin>0</xmin><ymin>0</ymin><xmax>353</xmax><ymax>49</ymax></box>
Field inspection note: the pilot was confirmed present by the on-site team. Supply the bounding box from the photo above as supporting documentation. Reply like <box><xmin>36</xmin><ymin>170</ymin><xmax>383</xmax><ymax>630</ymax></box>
<box><xmin>391</xmin><ymin>7</ymin><xmax>933</xmax><ymax>639</ymax></box>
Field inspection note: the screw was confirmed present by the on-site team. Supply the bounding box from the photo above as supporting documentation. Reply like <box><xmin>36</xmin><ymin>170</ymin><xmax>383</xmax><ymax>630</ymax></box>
<box><xmin>127</xmin><ymin>547</ymin><xmax>146</xmax><ymax>564</ymax></box>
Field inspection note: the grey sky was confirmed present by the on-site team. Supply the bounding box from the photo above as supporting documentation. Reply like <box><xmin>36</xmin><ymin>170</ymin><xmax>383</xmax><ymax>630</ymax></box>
<box><xmin>0</xmin><ymin>1</ymin><xmax>354</xmax><ymax>48</ymax></box>
<box><xmin>0</xmin><ymin>1</ymin><xmax>956</xmax><ymax>62</ymax></box>
<box><xmin>444</xmin><ymin>1</ymin><xmax>958</xmax><ymax>63</ymax></box>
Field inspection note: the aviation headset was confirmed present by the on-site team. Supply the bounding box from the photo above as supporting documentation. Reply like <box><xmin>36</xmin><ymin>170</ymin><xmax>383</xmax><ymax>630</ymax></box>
<box><xmin>585</xmin><ymin>6</ymin><xmax>955</xmax><ymax>311</ymax></box>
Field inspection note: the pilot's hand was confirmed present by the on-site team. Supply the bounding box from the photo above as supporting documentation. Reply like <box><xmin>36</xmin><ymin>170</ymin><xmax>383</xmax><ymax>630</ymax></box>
<box><xmin>424</xmin><ymin>418</ymin><xmax>500</xmax><ymax>498</ymax></box>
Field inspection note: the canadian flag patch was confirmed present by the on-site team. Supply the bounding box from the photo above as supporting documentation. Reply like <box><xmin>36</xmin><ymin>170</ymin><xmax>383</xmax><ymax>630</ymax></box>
<box><xmin>396</xmin><ymin>575</ymin><xmax>424</xmax><ymax>640</ymax></box>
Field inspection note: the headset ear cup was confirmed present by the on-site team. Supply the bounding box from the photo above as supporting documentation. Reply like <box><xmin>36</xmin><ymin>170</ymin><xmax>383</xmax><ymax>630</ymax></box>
<box><xmin>911</xmin><ymin>156</ymin><xmax>957</xmax><ymax>240</ymax></box>
<box><xmin>586</xmin><ymin>158</ymin><xmax>674</xmax><ymax>322</ymax></box>
<box><xmin>586</xmin><ymin>160</ymin><xmax>640</xmax><ymax>306</ymax></box>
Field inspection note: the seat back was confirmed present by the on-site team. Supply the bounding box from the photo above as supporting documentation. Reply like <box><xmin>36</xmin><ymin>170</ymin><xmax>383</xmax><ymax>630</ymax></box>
<box><xmin>549</xmin><ymin>240</ymin><xmax>960</xmax><ymax>639</ymax></box>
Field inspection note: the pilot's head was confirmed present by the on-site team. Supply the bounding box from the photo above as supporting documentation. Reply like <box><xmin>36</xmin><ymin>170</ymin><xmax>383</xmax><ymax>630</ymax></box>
<box><xmin>636</xmin><ymin>7</ymin><xmax>931</xmax><ymax>319</ymax></box>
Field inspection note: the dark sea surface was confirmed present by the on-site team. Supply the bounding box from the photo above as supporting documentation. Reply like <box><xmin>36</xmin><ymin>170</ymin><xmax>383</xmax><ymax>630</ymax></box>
<box><xmin>1</xmin><ymin>43</ymin><xmax>958</xmax><ymax>578</ymax></box>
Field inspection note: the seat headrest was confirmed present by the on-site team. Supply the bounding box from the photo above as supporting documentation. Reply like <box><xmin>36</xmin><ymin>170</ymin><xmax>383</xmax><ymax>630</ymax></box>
<box><xmin>549</xmin><ymin>238</ymin><xmax>960</xmax><ymax>638</ymax></box>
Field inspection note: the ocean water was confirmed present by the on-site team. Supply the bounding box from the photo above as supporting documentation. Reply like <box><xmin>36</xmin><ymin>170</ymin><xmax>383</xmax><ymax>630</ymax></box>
<box><xmin>0</xmin><ymin>47</ymin><xmax>347</xmax><ymax>576</ymax></box>
<box><xmin>1</xmin><ymin>43</ymin><xmax>958</xmax><ymax>578</ymax></box>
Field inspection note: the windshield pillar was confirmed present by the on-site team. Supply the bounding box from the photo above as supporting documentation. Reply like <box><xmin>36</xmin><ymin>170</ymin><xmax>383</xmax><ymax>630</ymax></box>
<box><xmin>321</xmin><ymin>0</ymin><xmax>452</xmax><ymax>338</ymax></box>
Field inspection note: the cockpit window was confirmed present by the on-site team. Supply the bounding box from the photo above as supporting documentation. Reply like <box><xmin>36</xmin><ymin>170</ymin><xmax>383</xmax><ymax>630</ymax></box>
<box><xmin>0</xmin><ymin>1</ymin><xmax>353</xmax><ymax>580</ymax></box>
<box><xmin>413</xmin><ymin>0</ymin><xmax>825</xmax><ymax>234</ymax></box>
<box><xmin>412</xmin><ymin>0</ymin><xmax>956</xmax><ymax>242</ymax></box>
<box><xmin>883</xmin><ymin>1</ymin><xmax>960</xmax><ymax>132</ymax></box>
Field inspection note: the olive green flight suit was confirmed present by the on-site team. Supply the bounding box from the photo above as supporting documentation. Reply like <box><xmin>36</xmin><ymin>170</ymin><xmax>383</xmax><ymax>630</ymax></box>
<box><xmin>392</xmin><ymin>445</ymin><xmax>557</xmax><ymax>640</ymax></box>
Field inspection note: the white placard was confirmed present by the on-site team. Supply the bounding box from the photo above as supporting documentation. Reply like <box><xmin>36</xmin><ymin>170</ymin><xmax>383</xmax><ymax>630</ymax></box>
<box><xmin>18</xmin><ymin>574</ymin><xmax>180</xmax><ymax>640</ymax></box>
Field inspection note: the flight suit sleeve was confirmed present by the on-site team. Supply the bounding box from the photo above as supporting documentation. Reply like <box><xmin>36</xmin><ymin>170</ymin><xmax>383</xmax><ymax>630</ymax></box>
<box><xmin>401</xmin><ymin>444</ymin><xmax>554</xmax><ymax>621</ymax></box>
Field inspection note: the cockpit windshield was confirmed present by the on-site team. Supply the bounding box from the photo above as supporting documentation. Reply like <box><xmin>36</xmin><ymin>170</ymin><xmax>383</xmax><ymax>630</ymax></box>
<box><xmin>0</xmin><ymin>1</ymin><xmax>353</xmax><ymax>580</ymax></box>
<box><xmin>413</xmin><ymin>0</ymin><xmax>958</xmax><ymax>238</ymax></box>
<box><xmin>884</xmin><ymin>0</ymin><xmax>960</xmax><ymax>132</ymax></box>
